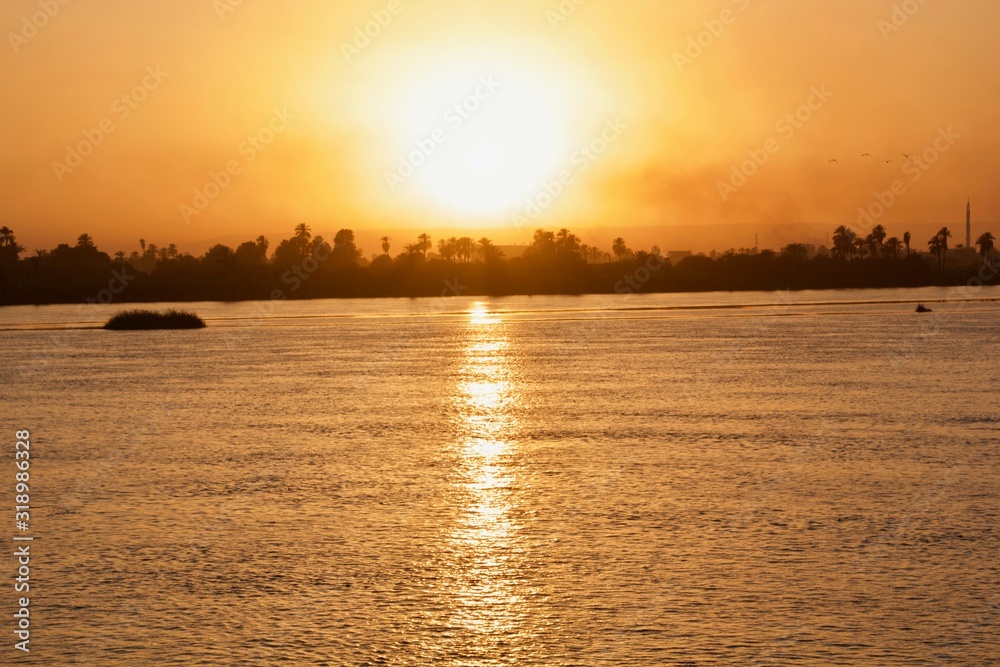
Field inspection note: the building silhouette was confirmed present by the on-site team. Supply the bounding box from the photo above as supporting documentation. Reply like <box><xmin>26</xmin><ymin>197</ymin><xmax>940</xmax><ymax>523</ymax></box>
<box><xmin>967</xmin><ymin>198</ymin><xmax>971</xmax><ymax>249</ymax></box>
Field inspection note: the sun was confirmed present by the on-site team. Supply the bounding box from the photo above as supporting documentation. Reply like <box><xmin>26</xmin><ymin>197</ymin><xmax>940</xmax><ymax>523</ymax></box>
<box><xmin>386</xmin><ymin>58</ymin><xmax>569</xmax><ymax>219</ymax></box>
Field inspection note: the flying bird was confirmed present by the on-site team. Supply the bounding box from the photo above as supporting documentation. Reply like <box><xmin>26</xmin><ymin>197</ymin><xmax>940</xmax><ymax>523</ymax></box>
<box><xmin>885</xmin><ymin>160</ymin><xmax>893</xmax><ymax>164</ymax></box>
<box><xmin>861</xmin><ymin>153</ymin><xmax>871</xmax><ymax>157</ymax></box>
<box><xmin>828</xmin><ymin>159</ymin><xmax>838</xmax><ymax>163</ymax></box>
<box><xmin>902</xmin><ymin>153</ymin><xmax>912</xmax><ymax>158</ymax></box>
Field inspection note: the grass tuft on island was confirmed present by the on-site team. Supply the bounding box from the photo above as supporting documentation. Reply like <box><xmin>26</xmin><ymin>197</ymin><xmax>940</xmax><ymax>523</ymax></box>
<box><xmin>104</xmin><ymin>309</ymin><xmax>206</xmax><ymax>330</ymax></box>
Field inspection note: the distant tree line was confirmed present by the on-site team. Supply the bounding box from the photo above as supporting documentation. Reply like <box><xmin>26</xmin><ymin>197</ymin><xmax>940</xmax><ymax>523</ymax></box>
<box><xmin>0</xmin><ymin>223</ymin><xmax>996</xmax><ymax>305</ymax></box>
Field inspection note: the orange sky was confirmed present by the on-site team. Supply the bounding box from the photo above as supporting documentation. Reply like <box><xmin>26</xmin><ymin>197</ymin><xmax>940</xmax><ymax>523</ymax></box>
<box><xmin>2</xmin><ymin>0</ymin><xmax>998</xmax><ymax>255</ymax></box>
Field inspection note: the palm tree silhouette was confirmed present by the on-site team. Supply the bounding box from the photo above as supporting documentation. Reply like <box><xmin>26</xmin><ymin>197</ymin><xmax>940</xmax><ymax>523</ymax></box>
<box><xmin>832</xmin><ymin>225</ymin><xmax>856</xmax><ymax>259</ymax></box>
<box><xmin>77</xmin><ymin>233</ymin><xmax>95</xmax><ymax>248</ymax></box>
<box><xmin>437</xmin><ymin>237</ymin><xmax>457</xmax><ymax>262</ymax></box>
<box><xmin>871</xmin><ymin>224</ymin><xmax>887</xmax><ymax>253</ymax></box>
<box><xmin>478</xmin><ymin>237</ymin><xmax>503</xmax><ymax>263</ymax></box>
<box><xmin>927</xmin><ymin>229</ymin><xmax>952</xmax><ymax>273</ymax></box>
<box><xmin>936</xmin><ymin>227</ymin><xmax>952</xmax><ymax>267</ymax></box>
<box><xmin>976</xmin><ymin>232</ymin><xmax>995</xmax><ymax>263</ymax></box>
<box><xmin>612</xmin><ymin>237</ymin><xmax>630</xmax><ymax>261</ymax></box>
<box><xmin>0</xmin><ymin>226</ymin><xmax>14</xmax><ymax>247</ymax></box>
<box><xmin>457</xmin><ymin>237</ymin><xmax>475</xmax><ymax>263</ymax></box>
<box><xmin>903</xmin><ymin>231</ymin><xmax>911</xmax><ymax>257</ymax></box>
<box><xmin>380</xmin><ymin>236</ymin><xmax>391</xmax><ymax>256</ymax></box>
<box><xmin>853</xmin><ymin>236</ymin><xmax>867</xmax><ymax>259</ymax></box>
<box><xmin>883</xmin><ymin>237</ymin><xmax>902</xmax><ymax>259</ymax></box>
<box><xmin>417</xmin><ymin>233</ymin><xmax>431</xmax><ymax>257</ymax></box>
<box><xmin>294</xmin><ymin>224</ymin><xmax>312</xmax><ymax>243</ymax></box>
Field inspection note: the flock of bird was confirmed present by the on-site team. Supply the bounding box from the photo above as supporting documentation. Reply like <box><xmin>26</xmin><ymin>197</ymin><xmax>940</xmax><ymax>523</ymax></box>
<box><xmin>828</xmin><ymin>153</ymin><xmax>912</xmax><ymax>164</ymax></box>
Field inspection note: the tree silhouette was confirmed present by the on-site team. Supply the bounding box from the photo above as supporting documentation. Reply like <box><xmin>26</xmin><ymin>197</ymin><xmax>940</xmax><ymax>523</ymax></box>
<box><xmin>417</xmin><ymin>233</ymin><xmax>431</xmax><ymax>257</ymax></box>
<box><xmin>3</xmin><ymin>223</ymin><xmax>996</xmax><ymax>305</ymax></box>
<box><xmin>437</xmin><ymin>237</ymin><xmax>456</xmax><ymax>261</ymax></box>
<box><xmin>903</xmin><ymin>231</ymin><xmax>911</xmax><ymax>257</ymax></box>
<box><xmin>294</xmin><ymin>224</ymin><xmax>312</xmax><ymax>243</ymax></box>
<box><xmin>832</xmin><ymin>225</ymin><xmax>856</xmax><ymax>259</ymax></box>
<box><xmin>479</xmin><ymin>237</ymin><xmax>504</xmax><ymax>263</ymax></box>
<box><xmin>853</xmin><ymin>235</ymin><xmax>867</xmax><ymax>259</ymax></box>
<box><xmin>928</xmin><ymin>233</ymin><xmax>947</xmax><ymax>272</ymax></box>
<box><xmin>781</xmin><ymin>243</ymin><xmax>809</xmax><ymax>259</ymax></box>
<box><xmin>976</xmin><ymin>232</ymin><xmax>995</xmax><ymax>263</ymax></box>
<box><xmin>612</xmin><ymin>237</ymin><xmax>630</xmax><ymax>261</ymax></box>
<box><xmin>871</xmin><ymin>224</ymin><xmax>887</xmax><ymax>252</ymax></box>
<box><xmin>0</xmin><ymin>226</ymin><xmax>24</xmax><ymax>264</ymax></box>
<box><xmin>931</xmin><ymin>227</ymin><xmax>952</xmax><ymax>270</ymax></box>
<box><xmin>883</xmin><ymin>237</ymin><xmax>902</xmax><ymax>259</ymax></box>
<box><xmin>380</xmin><ymin>236</ymin><xmax>391</xmax><ymax>256</ymax></box>
<box><xmin>457</xmin><ymin>237</ymin><xmax>475</xmax><ymax>263</ymax></box>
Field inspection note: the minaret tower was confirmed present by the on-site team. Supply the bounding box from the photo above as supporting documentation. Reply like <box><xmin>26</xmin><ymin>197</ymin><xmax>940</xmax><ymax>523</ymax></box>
<box><xmin>966</xmin><ymin>198</ymin><xmax>971</xmax><ymax>249</ymax></box>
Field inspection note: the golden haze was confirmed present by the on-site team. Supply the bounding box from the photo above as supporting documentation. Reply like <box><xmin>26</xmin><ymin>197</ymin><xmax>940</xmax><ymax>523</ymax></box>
<box><xmin>1</xmin><ymin>0</ymin><xmax>997</xmax><ymax>255</ymax></box>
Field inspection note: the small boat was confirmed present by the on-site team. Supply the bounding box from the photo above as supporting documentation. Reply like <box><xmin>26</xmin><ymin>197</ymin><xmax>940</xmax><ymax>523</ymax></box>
<box><xmin>915</xmin><ymin>303</ymin><xmax>931</xmax><ymax>313</ymax></box>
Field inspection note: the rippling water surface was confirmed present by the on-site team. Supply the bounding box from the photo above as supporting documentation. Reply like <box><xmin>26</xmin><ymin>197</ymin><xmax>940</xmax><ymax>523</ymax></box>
<box><xmin>2</xmin><ymin>288</ymin><xmax>999</xmax><ymax>665</ymax></box>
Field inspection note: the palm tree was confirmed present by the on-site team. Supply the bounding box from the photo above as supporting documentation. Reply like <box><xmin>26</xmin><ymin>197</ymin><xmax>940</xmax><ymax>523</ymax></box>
<box><xmin>612</xmin><ymin>237</ymin><xmax>630</xmax><ymax>261</ymax></box>
<box><xmin>77</xmin><ymin>233</ymin><xmax>95</xmax><ymax>248</ymax></box>
<box><xmin>457</xmin><ymin>237</ymin><xmax>475</xmax><ymax>263</ymax></box>
<box><xmin>871</xmin><ymin>224</ymin><xmax>887</xmax><ymax>252</ymax></box>
<box><xmin>903</xmin><ymin>231</ymin><xmax>911</xmax><ymax>257</ymax></box>
<box><xmin>832</xmin><ymin>225</ymin><xmax>856</xmax><ymax>259</ymax></box>
<box><xmin>865</xmin><ymin>233</ymin><xmax>879</xmax><ymax>259</ymax></box>
<box><xmin>167</xmin><ymin>243</ymin><xmax>179</xmax><ymax>259</ymax></box>
<box><xmin>114</xmin><ymin>250</ymin><xmax>126</xmax><ymax>261</ymax></box>
<box><xmin>417</xmin><ymin>233</ymin><xmax>431</xmax><ymax>257</ymax></box>
<box><xmin>936</xmin><ymin>227</ymin><xmax>952</xmax><ymax>266</ymax></box>
<box><xmin>380</xmin><ymin>236</ymin><xmax>391</xmax><ymax>256</ymax></box>
<box><xmin>437</xmin><ymin>238</ymin><xmax>457</xmax><ymax>261</ymax></box>
<box><xmin>139</xmin><ymin>238</ymin><xmax>146</xmax><ymax>255</ymax></box>
<box><xmin>883</xmin><ymin>237</ymin><xmax>902</xmax><ymax>259</ymax></box>
<box><xmin>294</xmin><ymin>224</ymin><xmax>312</xmax><ymax>243</ymax></box>
<box><xmin>479</xmin><ymin>237</ymin><xmax>503</xmax><ymax>263</ymax></box>
<box><xmin>928</xmin><ymin>234</ymin><xmax>946</xmax><ymax>272</ymax></box>
<box><xmin>976</xmin><ymin>232</ymin><xmax>995</xmax><ymax>263</ymax></box>
<box><xmin>0</xmin><ymin>226</ymin><xmax>14</xmax><ymax>247</ymax></box>
<box><xmin>853</xmin><ymin>236</ymin><xmax>867</xmax><ymax>259</ymax></box>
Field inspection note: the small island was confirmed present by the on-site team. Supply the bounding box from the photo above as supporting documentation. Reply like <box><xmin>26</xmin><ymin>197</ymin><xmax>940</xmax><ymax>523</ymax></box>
<box><xmin>103</xmin><ymin>309</ymin><xmax>206</xmax><ymax>330</ymax></box>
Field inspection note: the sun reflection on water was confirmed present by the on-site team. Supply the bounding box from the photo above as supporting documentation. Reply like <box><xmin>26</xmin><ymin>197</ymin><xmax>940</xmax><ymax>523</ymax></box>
<box><xmin>438</xmin><ymin>301</ymin><xmax>531</xmax><ymax>652</ymax></box>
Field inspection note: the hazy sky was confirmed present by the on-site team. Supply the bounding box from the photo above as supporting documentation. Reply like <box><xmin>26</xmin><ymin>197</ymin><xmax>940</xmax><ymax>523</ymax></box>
<box><xmin>2</xmin><ymin>0</ymin><xmax>998</xmax><ymax>254</ymax></box>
